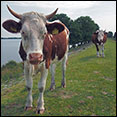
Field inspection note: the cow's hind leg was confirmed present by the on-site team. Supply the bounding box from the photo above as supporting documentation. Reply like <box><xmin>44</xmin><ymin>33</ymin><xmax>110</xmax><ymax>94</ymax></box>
<box><xmin>61</xmin><ymin>52</ymin><xmax>68</xmax><ymax>88</ymax></box>
<box><xmin>37</xmin><ymin>64</ymin><xmax>48</xmax><ymax>114</ymax></box>
<box><xmin>101</xmin><ymin>43</ymin><xmax>105</xmax><ymax>57</ymax></box>
<box><xmin>50</xmin><ymin>63</ymin><xmax>56</xmax><ymax>91</ymax></box>
<box><xmin>24</xmin><ymin>61</ymin><xmax>33</xmax><ymax>110</ymax></box>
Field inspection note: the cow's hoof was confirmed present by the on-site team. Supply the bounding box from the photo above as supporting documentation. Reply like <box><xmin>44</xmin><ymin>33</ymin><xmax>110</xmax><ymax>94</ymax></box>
<box><xmin>61</xmin><ymin>84</ymin><xmax>66</xmax><ymax>88</ymax></box>
<box><xmin>102</xmin><ymin>55</ymin><xmax>105</xmax><ymax>58</ymax></box>
<box><xmin>50</xmin><ymin>85</ymin><xmax>55</xmax><ymax>91</ymax></box>
<box><xmin>50</xmin><ymin>88</ymin><xmax>55</xmax><ymax>91</ymax></box>
<box><xmin>36</xmin><ymin>109</ymin><xmax>45</xmax><ymax>114</ymax></box>
<box><xmin>24</xmin><ymin>106</ymin><xmax>33</xmax><ymax>111</ymax></box>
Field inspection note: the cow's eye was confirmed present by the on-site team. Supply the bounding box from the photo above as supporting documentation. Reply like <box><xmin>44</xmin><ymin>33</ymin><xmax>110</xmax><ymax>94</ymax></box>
<box><xmin>21</xmin><ymin>31</ymin><xmax>25</xmax><ymax>35</ymax></box>
<box><xmin>22</xmin><ymin>31</ymin><xmax>27</xmax><ymax>37</ymax></box>
<box><xmin>21</xmin><ymin>31</ymin><xmax>28</xmax><ymax>41</ymax></box>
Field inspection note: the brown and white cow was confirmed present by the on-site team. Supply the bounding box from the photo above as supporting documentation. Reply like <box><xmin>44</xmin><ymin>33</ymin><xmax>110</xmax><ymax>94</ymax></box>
<box><xmin>2</xmin><ymin>5</ymin><xmax>69</xmax><ymax>114</ymax></box>
<box><xmin>92</xmin><ymin>30</ymin><xmax>107</xmax><ymax>57</ymax></box>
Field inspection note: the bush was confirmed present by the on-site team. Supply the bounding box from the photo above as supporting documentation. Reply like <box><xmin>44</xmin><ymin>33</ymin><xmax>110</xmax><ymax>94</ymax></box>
<box><xmin>1</xmin><ymin>60</ymin><xmax>23</xmax><ymax>83</ymax></box>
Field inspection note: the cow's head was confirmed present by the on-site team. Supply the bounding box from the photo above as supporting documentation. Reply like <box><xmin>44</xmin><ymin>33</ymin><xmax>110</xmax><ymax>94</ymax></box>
<box><xmin>2</xmin><ymin>5</ymin><xmax>60</xmax><ymax>65</ymax></box>
<box><xmin>97</xmin><ymin>30</ymin><xmax>105</xmax><ymax>41</ymax></box>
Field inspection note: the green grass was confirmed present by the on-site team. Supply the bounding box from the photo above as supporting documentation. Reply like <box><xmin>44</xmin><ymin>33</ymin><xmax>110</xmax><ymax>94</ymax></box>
<box><xmin>1</xmin><ymin>39</ymin><xmax>116</xmax><ymax>116</ymax></box>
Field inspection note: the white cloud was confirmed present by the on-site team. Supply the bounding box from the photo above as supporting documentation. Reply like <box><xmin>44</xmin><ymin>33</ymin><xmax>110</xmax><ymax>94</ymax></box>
<box><xmin>6</xmin><ymin>1</ymin><xmax>100</xmax><ymax>9</ymax></box>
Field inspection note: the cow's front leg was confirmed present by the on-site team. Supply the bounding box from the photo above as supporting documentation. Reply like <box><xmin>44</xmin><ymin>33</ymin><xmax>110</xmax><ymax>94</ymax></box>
<box><xmin>95</xmin><ymin>44</ymin><xmax>100</xmax><ymax>57</ymax></box>
<box><xmin>37</xmin><ymin>64</ymin><xmax>48</xmax><ymax>114</ymax></box>
<box><xmin>50</xmin><ymin>63</ymin><xmax>56</xmax><ymax>90</ymax></box>
<box><xmin>61</xmin><ymin>52</ymin><xmax>68</xmax><ymax>88</ymax></box>
<box><xmin>24</xmin><ymin>61</ymin><xmax>33</xmax><ymax>110</ymax></box>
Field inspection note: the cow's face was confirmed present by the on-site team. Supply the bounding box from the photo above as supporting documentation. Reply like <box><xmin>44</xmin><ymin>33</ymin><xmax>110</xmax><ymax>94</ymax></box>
<box><xmin>2</xmin><ymin>5</ymin><xmax>58</xmax><ymax>65</ymax></box>
<box><xmin>20</xmin><ymin>14</ymin><xmax>47</xmax><ymax>64</ymax></box>
<box><xmin>97</xmin><ymin>30</ymin><xmax>104</xmax><ymax>41</ymax></box>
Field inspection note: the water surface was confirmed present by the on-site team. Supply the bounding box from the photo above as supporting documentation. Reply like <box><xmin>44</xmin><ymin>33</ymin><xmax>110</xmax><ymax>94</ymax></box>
<box><xmin>1</xmin><ymin>39</ymin><xmax>22</xmax><ymax>66</ymax></box>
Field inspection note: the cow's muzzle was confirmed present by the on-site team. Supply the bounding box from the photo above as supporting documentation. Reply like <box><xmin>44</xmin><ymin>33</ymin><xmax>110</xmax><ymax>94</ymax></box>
<box><xmin>29</xmin><ymin>53</ymin><xmax>43</xmax><ymax>65</ymax></box>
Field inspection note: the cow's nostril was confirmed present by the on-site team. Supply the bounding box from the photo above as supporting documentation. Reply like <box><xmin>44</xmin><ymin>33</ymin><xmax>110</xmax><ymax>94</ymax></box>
<box><xmin>39</xmin><ymin>55</ymin><xmax>42</xmax><ymax>59</ymax></box>
<box><xmin>29</xmin><ymin>53</ymin><xmax>34</xmax><ymax>59</ymax></box>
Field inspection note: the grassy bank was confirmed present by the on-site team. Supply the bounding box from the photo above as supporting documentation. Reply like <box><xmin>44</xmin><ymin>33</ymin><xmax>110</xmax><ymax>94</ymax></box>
<box><xmin>1</xmin><ymin>39</ymin><xmax>116</xmax><ymax>116</ymax></box>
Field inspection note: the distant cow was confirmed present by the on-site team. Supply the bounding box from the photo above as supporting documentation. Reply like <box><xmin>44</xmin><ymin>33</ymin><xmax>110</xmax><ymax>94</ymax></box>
<box><xmin>2</xmin><ymin>5</ymin><xmax>69</xmax><ymax>114</ymax></box>
<box><xmin>92</xmin><ymin>30</ymin><xmax>107</xmax><ymax>57</ymax></box>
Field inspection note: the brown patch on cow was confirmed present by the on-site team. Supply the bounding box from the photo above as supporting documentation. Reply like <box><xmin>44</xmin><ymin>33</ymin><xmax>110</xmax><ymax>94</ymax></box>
<box><xmin>43</xmin><ymin>34</ymin><xmax>52</xmax><ymax>69</ymax></box>
<box><xmin>53</xmin><ymin>30</ymin><xmax>68</xmax><ymax>60</ymax></box>
<box><xmin>19</xmin><ymin>41</ymin><xmax>27</xmax><ymax>61</ymax></box>
<box><xmin>92</xmin><ymin>33</ymin><xmax>98</xmax><ymax>44</ymax></box>
<box><xmin>43</xmin><ymin>25</ymin><xmax>69</xmax><ymax>69</ymax></box>
<box><xmin>103</xmin><ymin>33</ymin><xmax>107</xmax><ymax>43</ymax></box>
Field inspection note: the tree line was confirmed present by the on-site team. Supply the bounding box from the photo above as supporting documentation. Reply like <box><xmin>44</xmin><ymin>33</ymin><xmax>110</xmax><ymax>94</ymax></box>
<box><xmin>49</xmin><ymin>13</ymin><xmax>116</xmax><ymax>47</ymax></box>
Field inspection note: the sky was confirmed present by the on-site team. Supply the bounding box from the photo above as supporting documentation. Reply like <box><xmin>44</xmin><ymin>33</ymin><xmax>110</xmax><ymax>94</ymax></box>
<box><xmin>1</xmin><ymin>1</ymin><xmax>116</xmax><ymax>37</ymax></box>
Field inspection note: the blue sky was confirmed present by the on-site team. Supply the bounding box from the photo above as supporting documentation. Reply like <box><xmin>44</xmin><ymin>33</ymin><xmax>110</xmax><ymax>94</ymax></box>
<box><xmin>1</xmin><ymin>1</ymin><xmax>116</xmax><ymax>37</ymax></box>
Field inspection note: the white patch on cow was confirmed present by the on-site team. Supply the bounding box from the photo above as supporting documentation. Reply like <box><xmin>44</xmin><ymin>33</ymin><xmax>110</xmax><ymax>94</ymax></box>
<box><xmin>97</xmin><ymin>30</ymin><xmax>104</xmax><ymax>42</ymax></box>
<box><xmin>101</xmin><ymin>42</ymin><xmax>103</xmax><ymax>45</ymax></box>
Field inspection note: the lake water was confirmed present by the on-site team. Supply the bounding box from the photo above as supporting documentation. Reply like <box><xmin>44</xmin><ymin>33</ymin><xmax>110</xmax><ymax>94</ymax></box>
<box><xmin>1</xmin><ymin>39</ymin><xmax>22</xmax><ymax>67</ymax></box>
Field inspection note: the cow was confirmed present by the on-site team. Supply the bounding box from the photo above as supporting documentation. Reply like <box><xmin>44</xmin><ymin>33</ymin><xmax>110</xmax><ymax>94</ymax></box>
<box><xmin>2</xmin><ymin>5</ymin><xmax>69</xmax><ymax>114</ymax></box>
<box><xmin>92</xmin><ymin>30</ymin><xmax>107</xmax><ymax>57</ymax></box>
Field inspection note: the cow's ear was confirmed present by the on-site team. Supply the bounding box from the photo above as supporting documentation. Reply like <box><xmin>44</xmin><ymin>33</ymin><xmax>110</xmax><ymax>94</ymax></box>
<box><xmin>104</xmin><ymin>32</ymin><xmax>108</xmax><ymax>35</ymax></box>
<box><xmin>46</xmin><ymin>22</ymin><xmax>64</xmax><ymax>35</ymax></box>
<box><xmin>94</xmin><ymin>32</ymin><xmax>98</xmax><ymax>35</ymax></box>
<box><xmin>2</xmin><ymin>19</ymin><xmax>21</xmax><ymax>33</ymax></box>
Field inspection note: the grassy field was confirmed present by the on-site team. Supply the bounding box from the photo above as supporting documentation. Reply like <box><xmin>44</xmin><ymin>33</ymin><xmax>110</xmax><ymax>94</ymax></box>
<box><xmin>1</xmin><ymin>39</ymin><xmax>116</xmax><ymax>116</ymax></box>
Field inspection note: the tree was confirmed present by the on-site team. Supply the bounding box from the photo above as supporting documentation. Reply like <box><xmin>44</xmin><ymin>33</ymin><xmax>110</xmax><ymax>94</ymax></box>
<box><xmin>69</xmin><ymin>20</ymin><xmax>82</xmax><ymax>46</ymax></box>
<box><xmin>107</xmin><ymin>31</ymin><xmax>113</xmax><ymax>38</ymax></box>
<box><xmin>74</xmin><ymin>16</ymin><xmax>99</xmax><ymax>43</ymax></box>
